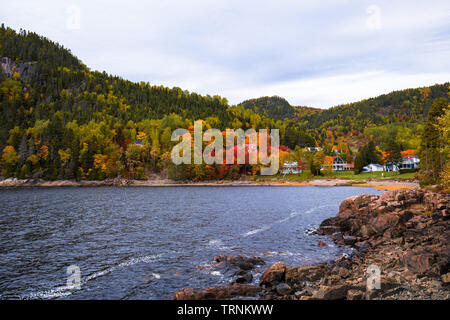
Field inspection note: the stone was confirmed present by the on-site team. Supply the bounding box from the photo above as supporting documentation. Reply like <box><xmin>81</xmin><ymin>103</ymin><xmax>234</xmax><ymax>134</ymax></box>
<box><xmin>343</xmin><ymin>235</ymin><xmax>357</xmax><ymax>245</ymax></box>
<box><xmin>441</xmin><ymin>273</ymin><xmax>450</xmax><ymax>284</ymax></box>
<box><xmin>319</xmin><ymin>225</ymin><xmax>340</xmax><ymax>235</ymax></box>
<box><xmin>285</xmin><ymin>265</ymin><xmax>327</xmax><ymax>284</ymax></box>
<box><xmin>403</xmin><ymin>248</ymin><xmax>438</xmax><ymax>275</ymax></box>
<box><xmin>173</xmin><ymin>284</ymin><xmax>262</xmax><ymax>300</ymax></box>
<box><xmin>233</xmin><ymin>273</ymin><xmax>253</xmax><ymax>284</ymax></box>
<box><xmin>214</xmin><ymin>255</ymin><xmax>265</xmax><ymax>271</ymax></box>
<box><xmin>312</xmin><ymin>284</ymin><xmax>352</xmax><ymax>300</ymax></box>
<box><xmin>346</xmin><ymin>289</ymin><xmax>365</xmax><ymax>300</ymax></box>
<box><xmin>369</xmin><ymin>213</ymin><xmax>399</xmax><ymax>235</ymax></box>
<box><xmin>354</xmin><ymin>241</ymin><xmax>371</xmax><ymax>252</ymax></box>
<box><xmin>260</xmin><ymin>263</ymin><xmax>286</xmax><ymax>287</ymax></box>
<box><xmin>337</xmin><ymin>267</ymin><xmax>350</xmax><ymax>278</ymax></box>
<box><xmin>276</xmin><ymin>283</ymin><xmax>292</xmax><ymax>296</ymax></box>
<box><xmin>318</xmin><ymin>240</ymin><xmax>326</xmax><ymax>247</ymax></box>
<box><xmin>331</xmin><ymin>232</ymin><xmax>343</xmax><ymax>241</ymax></box>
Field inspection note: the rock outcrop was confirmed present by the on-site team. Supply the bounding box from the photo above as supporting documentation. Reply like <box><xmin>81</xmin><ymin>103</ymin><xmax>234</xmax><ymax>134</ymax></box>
<box><xmin>260</xmin><ymin>263</ymin><xmax>286</xmax><ymax>287</ymax></box>
<box><xmin>1</xmin><ymin>57</ymin><xmax>37</xmax><ymax>82</ymax></box>
<box><xmin>258</xmin><ymin>188</ymin><xmax>449</xmax><ymax>300</ymax></box>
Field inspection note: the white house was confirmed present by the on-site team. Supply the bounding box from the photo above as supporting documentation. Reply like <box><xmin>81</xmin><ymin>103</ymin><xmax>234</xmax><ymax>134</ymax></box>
<box><xmin>384</xmin><ymin>155</ymin><xmax>420</xmax><ymax>172</ymax></box>
<box><xmin>331</xmin><ymin>155</ymin><xmax>353</xmax><ymax>171</ymax></box>
<box><xmin>399</xmin><ymin>155</ymin><xmax>420</xmax><ymax>170</ymax></box>
<box><xmin>281</xmin><ymin>162</ymin><xmax>301</xmax><ymax>175</ymax></box>
<box><xmin>362</xmin><ymin>163</ymin><xmax>384</xmax><ymax>172</ymax></box>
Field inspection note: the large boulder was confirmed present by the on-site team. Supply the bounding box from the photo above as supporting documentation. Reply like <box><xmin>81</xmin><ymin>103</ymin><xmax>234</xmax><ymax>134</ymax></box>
<box><xmin>214</xmin><ymin>255</ymin><xmax>264</xmax><ymax>271</ymax></box>
<box><xmin>276</xmin><ymin>283</ymin><xmax>292</xmax><ymax>296</ymax></box>
<box><xmin>260</xmin><ymin>263</ymin><xmax>286</xmax><ymax>287</ymax></box>
<box><xmin>285</xmin><ymin>265</ymin><xmax>328</xmax><ymax>284</ymax></box>
<box><xmin>369</xmin><ymin>213</ymin><xmax>399</xmax><ymax>235</ymax></box>
<box><xmin>311</xmin><ymin>284</ymin><xmax>354</xmax><ymax>300</ymax></box>
<box><xmin>403</xmin><ymin>244</ymin><xmax>450</xmax><ymax>276</ymax></box>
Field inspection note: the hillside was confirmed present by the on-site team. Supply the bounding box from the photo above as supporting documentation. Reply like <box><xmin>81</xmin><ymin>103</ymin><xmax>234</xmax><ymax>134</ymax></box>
<box><xmin>0</xmin><ymin>26</ymin><xmax>317</xmax><ymax>180</ymax></box>
<box><xmin>237</xmin><ymin>96</ymin><xmax>295</xmax><ymax>120</ymax></box>
<box><xmin>237</xmin><ymin>95</ymin><xmax>322</xmax><ymax>121</ymax></box>
<box><xmin>240</xmin><ymin>84</ymin><xmax>449</xmax><ymax>151</ymax></box>
<box><xmin>303</xmin><ymin>84</ymin><xmax>449</xmax><ymax>131</ymax></box>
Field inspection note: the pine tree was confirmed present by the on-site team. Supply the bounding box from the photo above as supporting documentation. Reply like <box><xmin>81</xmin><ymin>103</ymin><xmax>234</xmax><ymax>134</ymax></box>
<box><xmin>419</xmin><ymin>98</ymin><xmax>448</xmax><ymax>184</ymax></box>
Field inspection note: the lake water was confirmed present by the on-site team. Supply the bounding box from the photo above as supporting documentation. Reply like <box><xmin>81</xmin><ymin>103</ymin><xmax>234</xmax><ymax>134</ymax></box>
<box><xmin>0</xmin><ymin>186</ymin><xmax>383</xmax><ymax>299</ymax></box>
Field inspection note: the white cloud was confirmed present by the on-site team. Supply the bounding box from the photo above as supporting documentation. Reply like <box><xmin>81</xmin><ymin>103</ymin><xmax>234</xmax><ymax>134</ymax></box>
<box><xmin>224</xmin><ymin>71</ymin><xmax>450</xmax><ymax>108</ymax></box>
<box><xmin>1</xmin><ymin>0</ymin><xmax>449</xmax><ymax>108</ymax></box>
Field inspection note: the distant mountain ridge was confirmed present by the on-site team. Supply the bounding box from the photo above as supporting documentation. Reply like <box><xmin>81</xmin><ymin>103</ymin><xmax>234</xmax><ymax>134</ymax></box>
<box><xmin>239</xmin><ymin>84</ymin><xmax>449</xmax><ymax>130</ymax></box>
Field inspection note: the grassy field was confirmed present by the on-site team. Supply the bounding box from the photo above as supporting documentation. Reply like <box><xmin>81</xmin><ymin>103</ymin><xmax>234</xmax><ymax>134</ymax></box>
<box><xmin>252</xmin><ymin>171</ymin><xmax>416</xmax><ymax>182</ymax></box>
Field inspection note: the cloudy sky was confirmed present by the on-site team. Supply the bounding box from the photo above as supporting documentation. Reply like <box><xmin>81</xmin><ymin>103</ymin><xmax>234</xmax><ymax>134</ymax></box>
<box><xmin>2</xmin><ymin>0</ymin><xmax>450</xmax><ymax>108</ymax></box>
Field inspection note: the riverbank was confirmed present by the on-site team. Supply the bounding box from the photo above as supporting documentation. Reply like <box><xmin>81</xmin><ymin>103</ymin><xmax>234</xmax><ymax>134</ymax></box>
<box><xmin>0</xmin><ymin>177</ymin><xmax>419</xmax><ymax>190</ymax></box>
<box><xmin>174</xmin><ymin>188</ymin><xmax>449</xmax><ymax>300</ymax></box>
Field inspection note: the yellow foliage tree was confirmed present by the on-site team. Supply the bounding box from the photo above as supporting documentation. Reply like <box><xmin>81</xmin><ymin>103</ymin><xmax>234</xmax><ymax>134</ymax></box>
<box><xmin>37</xmin><ymin>145</ymin><xmax>49</xmax><ymax>160</ymax></box>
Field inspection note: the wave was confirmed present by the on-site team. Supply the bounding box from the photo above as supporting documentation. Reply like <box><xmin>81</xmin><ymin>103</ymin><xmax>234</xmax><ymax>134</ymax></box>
<box><xmin>207</xmin><ymin>239</ymin><xmax>231</xmax><ymax>250</ymax></box>
<box><xmin>21</xmin><ymin>254</ymin><xmax>163</xmax><ymax>300</ymax></box>
<box><xmin>241</xmin><ymin>204</ymin><xmax>336</xmax><ymax>238</ymax></box>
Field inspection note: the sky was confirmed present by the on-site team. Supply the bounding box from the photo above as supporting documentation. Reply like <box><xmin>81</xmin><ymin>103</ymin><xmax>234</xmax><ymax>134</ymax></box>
<box><xmin>1</xmin><ymin>0</ymin><xmax>450</xmax><ymax>108</ymax></box>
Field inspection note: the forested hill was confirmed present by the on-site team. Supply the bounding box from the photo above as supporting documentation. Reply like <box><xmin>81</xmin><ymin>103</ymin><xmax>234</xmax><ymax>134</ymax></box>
<box><xmin>302</xmin><ymin>84</ymin><xmax>450</xmax><ymax>133</ymax></box>
<box><xmin>0</xmin><ymin>26</ymin><xmax>315</xmax><ymax>180</ymax></box>
<box><xmin>237</xmin><ymin>96</ymin><xmax>322</xmax><ymax>121</ymax></box>
<box><xmin>238</xmin><ymin>96</ymin><xmax>295</xmax><ymax>120</ymax></box>
<box><xmin>240</xmin><ymin>85</ymin><xmax>449</xmax><ymax>153</ymax></box>
<box><xmin>239</xmin><ymin>85</ymin><xmax>449</xmax><ymax>128</ymax></box>
<box><xmin>0</xmin><ymin>26</ymin><xmax>231</xmax><ymax>139</ymax></box>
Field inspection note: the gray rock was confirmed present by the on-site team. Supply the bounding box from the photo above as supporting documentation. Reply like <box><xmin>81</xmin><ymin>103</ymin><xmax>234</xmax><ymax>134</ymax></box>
<box><xmin>276</xmin><ymin>283</ymin><xmax>292</xmax><ymax>296</ymax></box>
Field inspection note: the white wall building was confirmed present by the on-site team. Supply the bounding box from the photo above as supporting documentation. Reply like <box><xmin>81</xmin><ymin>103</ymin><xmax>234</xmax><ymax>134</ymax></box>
<box><xmin>281</xmin><ymin>162</ymin><xmax>301</xmax><ymax>175</ymax></box>
<box><xmin>362</xmin><ymin>163</ymin><xmax>384</xmax><ymax>172</ymax></box>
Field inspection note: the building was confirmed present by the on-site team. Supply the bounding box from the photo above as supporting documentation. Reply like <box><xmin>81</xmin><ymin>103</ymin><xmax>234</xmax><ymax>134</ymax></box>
<box><xmin>362</xmin><ymin>163</ymin><xmax>384</xmax><ymax>172</ymax></box>
<box><xmin>399</xmin><ymin>155</ymin><xmax>420</xmax><ymax>170</ymax></box>
<box><xmin>384</xmin><ymin>155</ymin><xmax>420</xmax><ymax>172</ymax></box>
<box><xmin>281</xmin><ymin>162</ymin><xmax>302</xmax><ymax>175</ymax></box>
<box><xmin>331</xmin><ymin>155</ymin><xmax>353</xmax><ymax>171</ymax></box>
<box><xmin>384</xmin><ymin>163</ymin><xmax>400</xmax><ymax>172</ymax></box>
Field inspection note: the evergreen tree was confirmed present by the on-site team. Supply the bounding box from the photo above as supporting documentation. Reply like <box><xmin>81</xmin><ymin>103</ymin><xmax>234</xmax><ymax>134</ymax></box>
<box><xmin>419</xmin><ymin>98</ymin><xmax>448</xmax><ymax>184</ymax></box>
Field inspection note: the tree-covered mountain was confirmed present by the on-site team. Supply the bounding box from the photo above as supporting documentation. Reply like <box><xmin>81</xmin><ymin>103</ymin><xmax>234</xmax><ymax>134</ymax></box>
<box><xmin>0</xmin><ymin>26</ymin><xmax>316</xmax><ymax>180</ymax></box>
<box><xmin>237</xmin><ymin>95</ymin><xmax>322</xmax><ymax>121</ymax></box>
<box><xmin>303</xmin><ymin>84</ymin><xmax>449</xmax><ymax>132</ymax></box>
<box><xmin>238</xmin><ymin>96</ymin><xmax>295</xmax><ymax>120</ymax></box>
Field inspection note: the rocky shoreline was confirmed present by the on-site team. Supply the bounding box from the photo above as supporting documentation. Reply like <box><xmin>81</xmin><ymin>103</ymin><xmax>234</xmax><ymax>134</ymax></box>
<box><xmin>0</xmin><ymin>177</ymin><xmax>418</xmax><ymax>190</ymax></box>
<box><xmin>174</xmin><ymin>188</ymin><xmax>449</xmax><ymax>300</ymax></box>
